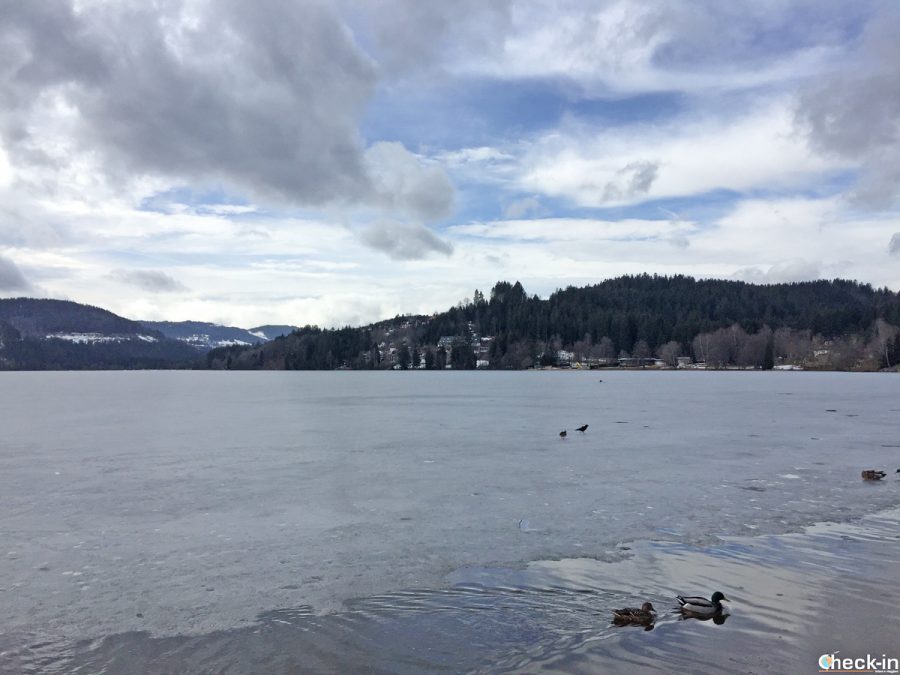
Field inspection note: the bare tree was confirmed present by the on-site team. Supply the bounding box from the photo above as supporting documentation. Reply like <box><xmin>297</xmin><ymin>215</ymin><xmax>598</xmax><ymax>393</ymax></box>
<box><xmin>828</xmin><ymin>335</ymin><xmax>866</xmax><ymax>370</ymax></box>
<box><xmin>593</xmin><ymin>336</ymin><xmax>615</xmax><ymax>362</ymax></box>
<box><xmin>657</xmin><ymin>340</ymin><xmax>682</xmax><ymax>367</ymax></box>
<box><xmin>573</xmin><ymin>333</ymin><xmax>592</xmax><ymax>363</ymax></box>
<box><xmin>872</xmin><ymin>319</ymin><xmax>900</xmax><ymax>368</ymax></box>
<box><xmin>632</xmin><ymin>339</ymin><xmax>651</xmax><ymax>366</ymax></box>
<box><xmin>736</xmin><ymin>327</ymin><xmax>770</xmax><ymax>368</ymax></box>
<box><xmin>692</xmin><ymin>332</ymin><xmax>711</xmax><ymax>364</ymax></box>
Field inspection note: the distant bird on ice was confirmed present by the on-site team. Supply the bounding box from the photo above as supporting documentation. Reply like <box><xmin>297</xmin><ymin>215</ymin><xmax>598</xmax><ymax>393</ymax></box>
<box><xmin>576</xmin><ymin>424</ymin><xmax>589</xmax><ymax>433</ymax></box>
<box><xmin>559</xmin><ymin>430</ymin><xmax>567</xmax><ymax>439</ymax></box>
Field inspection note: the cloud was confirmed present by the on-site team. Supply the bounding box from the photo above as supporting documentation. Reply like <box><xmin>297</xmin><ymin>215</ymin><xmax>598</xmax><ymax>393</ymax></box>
<box><xmin>890</xmin><ymin>233</ymin><xmax>900</xmax><ymax>256</ymax></box>
<box><xmin>602</xmin><ymin>161</ymin><xmax>659</xmax><ymax>202</ymax></box>
<box><xmin>503</xmin><ymin>197</ymin><xmax>543</xmax><ymax>219</ymax></box>
<box><xmin>0</xmin><ymin>254</ymin><xmax>30</xmax><ymax>292</ymax></box>
<box><xmin>732</xmin><ymin>259</ymin><xmax>821</xmax><ymax>284</ymax></box>
<box><xmin>359</xmin><ymin>0</ymin><xmax>513</xmax><ymax>75</ymax></box>
<box><xmin>359</xmin><ymin>221</ymin><xmax>454</xmax><ymax>260</ymax></box>
<box><xmin>767</xmin><ymin>258</ymin><xmax>822</xmax><ymax>283</ymax></box>
<box><xmin>518</xmin><ymin>101</ymin><xmax>842</xmax><ymax>207</ymax></box>
<box><xmin>439</xmin><ymin>146</ymin><xmax>515</xmax><ymax>166</ymax></box>
<box><xmin>109</xmin><ymin>269</ymin><xmax>188</xmax><ymax>294</ymax></box>
<box><xmin>364</xmin><ymin>142</ymin><xmax>455</xmax><ymax>221</ymax></box>
<box><xmin>0</xmin><ymin>0</ymin><xmax>454</xmax><ymax>221</ymax></box>
<box><xmin>451</xmin><ymin>217</ymin><xmax>697</xmax><ymax>242</ymax></box>
<box><xmin>795</xmin><ymin>6</ymin><xmax>900</xmax><ymax>209</ymax></box>
<box><xmin>444</xmin><ymin>0</ymin><xmax>853</xmax><ymax>95</ymax></box>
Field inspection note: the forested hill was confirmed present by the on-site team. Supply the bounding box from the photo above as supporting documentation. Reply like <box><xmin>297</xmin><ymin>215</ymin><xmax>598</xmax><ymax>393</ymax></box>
<box><xmin>0</xmin><ymin>298</ymin><xmax>199</xmax><ymax>369</ymax></box>
<box><xmin>425</xmin><ymin>276</ymin><xmax>898</xmax><ymax>349</ymax></box>
<box><xmin>0</xmin><ymin>298</ymin><xmax>151</xmax><ymax>337</ymax></box>
<box><xmin>207</xmin><ymin>275</ymin><xmax>900</xmax><ymax>371</ymax></box>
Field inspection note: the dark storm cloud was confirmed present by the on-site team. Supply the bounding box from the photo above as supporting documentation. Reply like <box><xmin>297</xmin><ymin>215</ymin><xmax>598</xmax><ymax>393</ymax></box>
<box><xmin>359</xmin><ymin>221</ymin><xmax>454</xmax><ymax>260</ymax></box>
<box><xmin>0</xmin><ymin>0</ymin><xmax>452</xmax><ymax>216</ymax></box>
<box><xmin>109</xmin><ymin>269</ymin><xmax>187</xmax><ymax>293</ymax></box>
<box><xmin>0</xmin><ymin>254</ymin><xmax>30</xmax><ymax>291</ymax></box>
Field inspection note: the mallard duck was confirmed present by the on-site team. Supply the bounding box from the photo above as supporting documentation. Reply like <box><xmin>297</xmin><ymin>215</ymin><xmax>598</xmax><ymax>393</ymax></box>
<box><xmin>576</xmin><ymin>424</ymin><xmax>589</xmax><ymax>433</ymax></box>
<box><xmin>676</xmin><ymin>591</ymin><xmax>728</xmax><ymax>616</ymax></box>
<box><xmin>861</xmin><ymin>470</ymin><xmax>887</xmax><ymax>480</ymax></box>
<box><xmin>559</xmin><ymin>430</ymin><xmax>567</xmax><ymax>439</ymax></box>
<box><xmin>612</xmin><ymin>602</ymin><xmax>656</xmax><ymax>625</ymax></box>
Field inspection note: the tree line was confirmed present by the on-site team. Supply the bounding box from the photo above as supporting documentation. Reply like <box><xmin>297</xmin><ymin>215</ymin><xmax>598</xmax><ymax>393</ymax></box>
<box><xmin>206</xmin><ymin>275</ymin><xmax>900</xmax><ymax>371</ymax></box>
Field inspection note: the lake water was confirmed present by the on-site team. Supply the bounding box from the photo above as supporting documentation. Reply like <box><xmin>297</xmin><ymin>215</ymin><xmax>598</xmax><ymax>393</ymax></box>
<box><xmin>1</xmin><ymin>371</ymin><xmax>898</xmax><ymax>673</ymax></box>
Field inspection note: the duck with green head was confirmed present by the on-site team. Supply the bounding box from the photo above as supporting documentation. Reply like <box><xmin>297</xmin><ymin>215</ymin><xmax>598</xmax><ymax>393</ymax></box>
<box><xmin>676</xmin><ymin>591</ymin><xmax>729</xmax><ymax>616</ymax></box>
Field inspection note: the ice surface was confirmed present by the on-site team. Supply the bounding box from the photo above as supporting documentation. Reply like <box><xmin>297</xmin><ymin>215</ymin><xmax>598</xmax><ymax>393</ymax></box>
<box><xmin>0</xmin><ymin>370</ymin><xmax>898</xmax><ymax>641</ymax></box>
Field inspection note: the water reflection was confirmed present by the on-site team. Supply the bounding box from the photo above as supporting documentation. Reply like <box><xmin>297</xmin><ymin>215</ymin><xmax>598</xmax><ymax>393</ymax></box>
<box><xmin>679</xmin><ymin>610</ymin><xmax>730</xmax><ymax>625</ymax></box>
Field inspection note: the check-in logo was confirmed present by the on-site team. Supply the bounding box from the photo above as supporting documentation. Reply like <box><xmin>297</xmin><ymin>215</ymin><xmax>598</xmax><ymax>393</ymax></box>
<box><xmin>820</xmin><ymin>654</ymin><xmax>836</xmax><ymax>670</ymax></box>
<box><xmin>819</xmin><ymin>651</ymin><xmax>899</xmax><ymax>673</ymax></box>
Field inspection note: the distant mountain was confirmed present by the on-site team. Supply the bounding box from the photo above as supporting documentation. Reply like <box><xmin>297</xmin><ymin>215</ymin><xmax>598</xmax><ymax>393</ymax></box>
<box><xmin>248</xmin><ymin>325</ymin><xmax>299</xmax><ymax>340</ymax></box>
<box><xmin>140</xmin><ymin>321</ymin><xmax>298</xmax><ymax>350</ymax></box>
<box><xmin>0</xmin><ymin>298</ymin><xmax>200</xmax><ymax>369</ymax></box>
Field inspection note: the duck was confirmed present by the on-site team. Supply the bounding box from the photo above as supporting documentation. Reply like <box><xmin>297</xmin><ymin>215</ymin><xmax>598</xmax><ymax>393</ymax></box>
<box><xmin>861</xmin><ymin>470</ymin><xmax>887</xmax><ymax>481</ymax></box>
<box><xmin>612</xmin><ymin>602</ymin><xmax>656</xmax><ymax>626</ymax></box>
<box><xmin>576</xmin><ymin>424</ymin><xmax>589</xmax><ymax>433</ymax></box>
<box><xmin>676</xmin><ymin>591</ymin><xmax>728</xmax><ymax>616</ymax></box>
<box><xmin>559</xmin><ymin>430</ymin><xmax>567</xmax><ymax>439</ymax></box>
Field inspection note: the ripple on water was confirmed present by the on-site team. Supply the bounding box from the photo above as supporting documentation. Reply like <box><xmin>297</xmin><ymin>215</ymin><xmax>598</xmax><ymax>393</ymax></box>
<box><xmin>5</xmin><ymin>509</ymin><xmax>897</xmax><ymax>674</ymax></box>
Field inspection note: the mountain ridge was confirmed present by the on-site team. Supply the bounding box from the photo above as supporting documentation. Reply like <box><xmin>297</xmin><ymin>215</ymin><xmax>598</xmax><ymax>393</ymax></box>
<box><xmin>3</xmin><ymin>275</ymin><xmax>900</xmax><ymax>371</ymax></box>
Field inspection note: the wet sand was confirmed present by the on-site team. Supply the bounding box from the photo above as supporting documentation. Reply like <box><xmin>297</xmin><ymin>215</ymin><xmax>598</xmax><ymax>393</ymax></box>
<box><xmin>5</xmin><ymin>506</ymin><xmax>898</xmax><ymax>674</ymax></box>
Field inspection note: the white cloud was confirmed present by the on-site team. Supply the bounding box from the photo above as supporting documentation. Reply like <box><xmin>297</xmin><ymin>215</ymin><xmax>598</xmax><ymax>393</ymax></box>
<box><xmin>445</xmin><ymin>0</ymin><xmax>847</xmax><ymax>96</ymax></box>
<box><xmin>439</xmin><ymin>146</ymin><xmax>515</xmax><ymax>166</ymax></box>
<box><xmin>450</xmin><ymin>217</ymin><xmax>697</xmax><ymax>242</ymax></box>
<box><xmin>733</xmin><ymin>259</ymin><xmax>822</xmax><ymax>284</ymax></box>
<box><xmin>517</xmin><ymin>101</ymin><xmax>846</xmax><ymax>207</ymax></box>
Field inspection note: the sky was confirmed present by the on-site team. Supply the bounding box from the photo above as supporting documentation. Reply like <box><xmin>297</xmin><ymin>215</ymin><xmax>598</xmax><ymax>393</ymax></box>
<box><xmin>0</xmin><ymin>0</ymin><xmax>899</xmax><ymax>328</ymax></box>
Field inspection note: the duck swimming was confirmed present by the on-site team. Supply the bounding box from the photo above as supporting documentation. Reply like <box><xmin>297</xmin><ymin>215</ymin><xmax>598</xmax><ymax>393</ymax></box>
<box><xmin>676</xmin><ymin>591</ymin><xmax>728</xmax><ymax>616</ymax></box>
<box><xmin>559</xmin><ymin>430</ymin><xmax>567</xmax><ymax>439</ymax></box>
<box><xmin>612</xmin><ymin>602</ymin><xmax>656</xmax><ymax>626</ymax></box>
<box><xmin>861</xmin><ymin>470</ymin><xmax>887</xmax><ymax>480</ymax></box>
<box><xmin>576</xmin><ymin>424</ymin><xmax>589</xmax><ymax>433</ymax></box>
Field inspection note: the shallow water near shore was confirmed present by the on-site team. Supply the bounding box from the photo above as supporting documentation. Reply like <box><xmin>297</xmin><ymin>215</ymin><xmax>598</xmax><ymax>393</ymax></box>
<box><xmin>1</xmin><ymin>371</ymin><xmax>898</xmax><ymax>672</ymax></box>
<box><xmin>7</xmin><ymin>508</ymin><xmax>900</xmax><ymax>673</ymax></box>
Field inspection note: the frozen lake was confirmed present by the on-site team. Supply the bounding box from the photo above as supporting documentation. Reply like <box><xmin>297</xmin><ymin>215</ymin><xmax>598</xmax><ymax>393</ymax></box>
<box><xmin>1</xmin><ymin>371</ymin><xmax>898</xmax><ymax>672</ymax></box>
